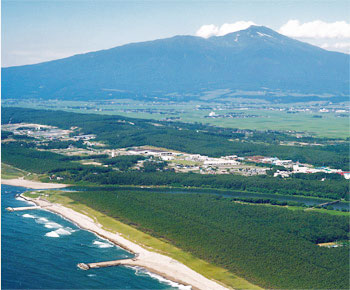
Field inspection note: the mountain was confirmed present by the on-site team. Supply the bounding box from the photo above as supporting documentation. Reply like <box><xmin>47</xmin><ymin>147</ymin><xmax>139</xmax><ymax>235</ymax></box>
<box><xmin>2</xmin><ymin>26</ymin><xmax>349</xmax><ymax>101</ymax></box>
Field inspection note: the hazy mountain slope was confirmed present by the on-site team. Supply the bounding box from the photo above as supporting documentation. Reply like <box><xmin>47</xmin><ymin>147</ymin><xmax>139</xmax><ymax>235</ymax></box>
<box><xmin>2</xmin><ymin>26</ymin><xmax>349</xmax><ymax>100</ymax></box>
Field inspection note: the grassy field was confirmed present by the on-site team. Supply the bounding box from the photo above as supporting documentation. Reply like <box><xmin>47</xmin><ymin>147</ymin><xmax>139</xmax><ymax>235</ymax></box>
<box><xmin>1</xmin><ymin>163</ymin><xmax>48</xmax><ymax>182</ymax></box>
<box><xmin>3</xmin><ymin>100</ymin><xmax>349</xmax><ymax>138</ymax></box>
<box><xmin>1</xmin><ymin>163</ymin><xmax>27</xmax><ymax>179</ymax></box>
<box><xmin>26</xmin><ymin>190</ymin><xmax>261</xmax><ymax>290</ymax></box>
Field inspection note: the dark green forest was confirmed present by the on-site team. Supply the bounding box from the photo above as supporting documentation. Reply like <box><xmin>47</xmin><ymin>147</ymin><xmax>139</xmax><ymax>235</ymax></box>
<box><xmin>2</xmin><ymin>107</ymin><xmax>349</xmax><ymax>170</ymax></box>
<box><xmin>79</xmin><ymin>170</ymin><xmax>348</xmax><ymax>200</ymax></box>
<box><xmin>101</xmin><ymin>155</ymin><xmax>145</xmax><ymax>171</ymax></box>
<box><xmin>66</xmin><ymin>190</ymin><xmax>350</xmax><ymax>289</ymax></box>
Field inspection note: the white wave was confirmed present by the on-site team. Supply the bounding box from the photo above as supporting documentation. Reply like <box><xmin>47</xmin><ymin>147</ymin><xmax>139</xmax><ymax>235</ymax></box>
<box><xmin>45</xmin><ymin>227</ymin><xmax>75</xmax><ymax>238</ymax></box>
<box><xmin>93</xmin><ymin>240</ymin><xmax>114</xmax><ymax>248</ymax></box>
<box><xmin>16</xmin><ymin>196</ymin><xmax>36</xmax><ymax>205</ymax></box>
<box><xmin>35</xmin><ymin>216</ymin><xmax>64</xmax><ymax>230</ymax></box>
<box><xmin>22</xmin><ymin>214</ymin><xmax>36</xmax><ymax>219</ymax></box>
<box><xmin>44</xmin><ymin>222</ymin><xmax>62</xmax><ymax>229</ymax></box>
<box><xmin>127</xmin><ymin>266</ymin><xmax>192</xmax><ymax>290</ymax></box>
<box><xmin>55</xmin><ymin>227</ymin><xmax>74</xmax><ymax>235</ymax></box>
<box><xmin>45</xmin><ymin>231</ymin><xmax>60</xmax><ymax>238</ymax></box>
<box><xmin>87</xmin><ymin>274</ymin><xmax>96</xmax><ymax>277</ymax></box>
<box><xmin>36</xmin><ymin>217</ymin><xmax>49</xmax><ymax>223</ymax></box>
<box><xmin>15</xmin><ymin>196</ymin><xmax>26</xmax><ymax>202</ymax></box>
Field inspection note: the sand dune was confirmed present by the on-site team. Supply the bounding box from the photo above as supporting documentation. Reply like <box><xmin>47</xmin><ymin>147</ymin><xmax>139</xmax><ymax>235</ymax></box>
<box><xmin>2</xmin><ymin>178</ymin><xmax>68</xmax><ymax>189</ymax></box>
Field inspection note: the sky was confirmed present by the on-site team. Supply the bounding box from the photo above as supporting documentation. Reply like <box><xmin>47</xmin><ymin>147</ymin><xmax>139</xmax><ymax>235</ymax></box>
<box><xmin>2</xmin><ymin>0</ymin><xmax>350</xmax><ymax>67</ymax></box>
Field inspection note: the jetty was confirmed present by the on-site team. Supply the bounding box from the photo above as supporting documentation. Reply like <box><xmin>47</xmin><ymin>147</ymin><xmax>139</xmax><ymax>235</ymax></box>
<box><xmin>6</xmin><ymin>206</ymin><xmax>42</xmax><ymax>212</ymax></box>
<box><xmin>77</xmin><ymin>258</ymin><xmax>136</xmax><ymax>270</ymax></box>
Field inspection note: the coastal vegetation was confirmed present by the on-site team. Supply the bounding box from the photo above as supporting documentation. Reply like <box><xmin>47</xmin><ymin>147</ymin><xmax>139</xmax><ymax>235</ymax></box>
<box><xmin>28</xmin><ymin>190</ymin><xmax>260</xmax><ymax>290</ymax></box>
<box><xmin>1</xmin><ymin>142</ymin><xmax>81</xmax><ymax>174</ymax></box>
<box><xmin>101</xmin><ymin>155</ymin><xmax>146</xmax><ymax>171</ymax></box>
<box><xmin>1</xmin><ymin>163</ymin><xmax>27</xmax><ymax>179</ymax></box>
<box><xmin>64</xmin><ymin>189</ymin><xmax>350</xmax><ymax>289</ymax></box>
<box><xmin>80</xmin><ymin>170</ymin><xmax>348</xmax><ymax>200</ymax></box>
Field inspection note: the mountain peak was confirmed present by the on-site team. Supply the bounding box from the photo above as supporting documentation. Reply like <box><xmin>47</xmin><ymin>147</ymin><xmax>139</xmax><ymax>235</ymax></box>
<box><xmin>219</xmin><ymin>25</ymin><xmax>280</xmax><ymax>40</ymax></box>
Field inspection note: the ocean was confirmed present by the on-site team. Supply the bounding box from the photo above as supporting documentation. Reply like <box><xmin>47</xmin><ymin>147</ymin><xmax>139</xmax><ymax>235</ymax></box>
<box><xmin>1</xmin><ymin>184</ymin><xmax>188</xmax><ymax>290</ymax></box>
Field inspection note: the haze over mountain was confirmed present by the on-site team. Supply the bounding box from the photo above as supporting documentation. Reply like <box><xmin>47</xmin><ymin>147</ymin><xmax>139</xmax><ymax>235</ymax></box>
<box><xmin>2</xmin><ymin>26</ymin><xmax>349</xmax><ymax>102</ymax></box>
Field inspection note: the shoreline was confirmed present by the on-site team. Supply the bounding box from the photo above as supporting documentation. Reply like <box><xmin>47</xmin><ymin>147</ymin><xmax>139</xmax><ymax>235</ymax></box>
<box><xmin>1</xmin><ymin>178</ymin><xmax>68</xmax><ymax>189</ymax></box>
<box><xmin>20</xmin><ymin>194</ymin><xmax>230</xmax><ymax>290</ymax></box>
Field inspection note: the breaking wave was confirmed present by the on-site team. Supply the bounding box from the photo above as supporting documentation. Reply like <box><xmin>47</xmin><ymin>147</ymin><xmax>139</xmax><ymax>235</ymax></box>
<box><xmin>127</xmin><ymin>266</ymin><xmax>192</xmax><ymax>290</ymax></box>
<box><xmin>22</xmin><ymin>214</ymin><xmax>36</xmax><ymax>219</ymax></box>
<box><xmin>22</xmin><ymin>213</ymin><xmax>75</xmax><ymax>238</ymax></box>
<box><xmin>93</xmin><ymin>240</ymin><xmax>114</xmax><ymax>248</ymax></box>
<box><xmin>45</xmin><ymin>227</ymin><xmax>75</xmax><ymax>238</ymax></box>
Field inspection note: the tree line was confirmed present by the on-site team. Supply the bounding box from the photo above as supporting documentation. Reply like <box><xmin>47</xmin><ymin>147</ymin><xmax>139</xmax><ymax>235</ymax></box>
<box><xmin>66</xmin><ymin>189</ymin><xmax>349</xmax><ymax>289</ymax></box>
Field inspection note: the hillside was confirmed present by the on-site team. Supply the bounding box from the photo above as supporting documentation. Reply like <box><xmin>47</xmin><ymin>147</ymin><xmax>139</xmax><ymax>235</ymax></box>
<box><xmin>2</xmin><ymin>25</ymin><xmax>349</xmax><ymax>101</ymax></box>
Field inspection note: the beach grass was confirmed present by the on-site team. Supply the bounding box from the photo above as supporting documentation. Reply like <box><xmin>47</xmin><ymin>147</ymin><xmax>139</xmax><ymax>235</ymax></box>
<box><xmin>40</xmin><ymin>190</ymin><xmax>262</xmax><ymax>290</ymax></box>
<box><xmin>1</xmin><ymin>163</ymin><xmax>48</xmax><ymax>182</ymax></box>
<box><xmin>1</xmin><ymin>163</ymin><xmax>27</xmax><ymax>179</ymax></box>
<box><xmin>23</xmin><ymin>191</ymin><xmax>42</xmax><ymax>198</ymax></box>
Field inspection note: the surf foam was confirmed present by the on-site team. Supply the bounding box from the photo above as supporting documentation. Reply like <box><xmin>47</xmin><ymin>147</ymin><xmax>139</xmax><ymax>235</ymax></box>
<box><xmin>44</xmin><ymin>222</ymin><xmax>62</xmax><ymax>229</ymax></box>
<box><xmin>45</xmin><ymin>231</ymin><xmax>60</xmax><ymax>238</ymax></box>
<box><xmin>22</xmin><ymin>214</ymin><xmax>36</xmax><ymax>219</ymax></box>
<box><xmin>128</xmin><ymin>266</ymin><xmax>192</xmax><ymax>290</ymax></box>
<box><xmin>93</xmin><ymin>240</ymin><xmax>114</xmax><ymax>248</ymax></box>
<box><xmin>45</xmin><ymin>227</ymin><xmax>75</xmax><ymax>238</ymax></box>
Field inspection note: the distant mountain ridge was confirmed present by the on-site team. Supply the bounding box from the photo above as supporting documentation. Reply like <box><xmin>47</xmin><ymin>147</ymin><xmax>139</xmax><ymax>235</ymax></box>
<box><xmin>2</xmin><ymin>26</ymin><xmax>349</xmax><ymax>102</ymax></box>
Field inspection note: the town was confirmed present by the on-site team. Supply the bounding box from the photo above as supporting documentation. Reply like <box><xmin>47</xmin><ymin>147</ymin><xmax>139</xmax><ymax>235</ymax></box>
<box><xmin>3</xmin><ymin>122</ymin><xmax>348</xmax><ymax>179</ymax></box>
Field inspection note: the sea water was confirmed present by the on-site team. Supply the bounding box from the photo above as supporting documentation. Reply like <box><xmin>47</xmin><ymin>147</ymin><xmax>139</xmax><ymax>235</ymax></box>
<box><xmin>1</xmin><ymin>185</ymin><xmax>188</xmax><ymax>289</ymax></box>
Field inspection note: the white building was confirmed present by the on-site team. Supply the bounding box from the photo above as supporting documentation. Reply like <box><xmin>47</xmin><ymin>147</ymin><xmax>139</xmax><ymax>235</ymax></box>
<box><xmin>203</xmin><ymin>159</ymin><xmax>240</xmax><ymax>166</ymax></box>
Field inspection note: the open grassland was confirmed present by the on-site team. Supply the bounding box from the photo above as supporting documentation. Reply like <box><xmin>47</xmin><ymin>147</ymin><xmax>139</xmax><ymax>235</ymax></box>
<box><xmin>1</xmin><ymin>163</ymin><xmax>44</xmax><ymax>181</ymax></box>
<box><xmin>28</xmin><ymin>190</ymin><xmax>260</xmax><ymax>290</ymax></box>
<box><xmin>1</xmin><ymin>163</ymin><xmax>27</xmax><ymax>179</ymax></box>
<box><xmin>187</xmin><ymin>110</ymin><xmax>349</xmax><ymax>139</ymax></box>
<box><xmin>3</xmin><ymin>100</ymin><xmax>349</xmax><ymax>138</ymax></box>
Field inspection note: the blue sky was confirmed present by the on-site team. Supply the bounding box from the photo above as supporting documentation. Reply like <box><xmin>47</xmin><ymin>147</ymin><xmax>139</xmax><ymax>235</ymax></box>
<box><xmin>2</xmin><ymin>0</ymin><xmax>350</xmax><ymax>67</ymax></box>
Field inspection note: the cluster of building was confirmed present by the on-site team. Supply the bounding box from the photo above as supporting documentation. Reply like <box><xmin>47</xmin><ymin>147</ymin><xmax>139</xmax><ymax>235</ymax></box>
<box><xmin>2</xmin><ymin>123</ymin><xmax>96</xmax><ymax>143</ymax></box>
<box><xmin>108</xmin><ymin>147</ymin><xmax>349</xmax><ymax>178</ymax></box>
<box><xmin>109</xmin><ymin>147</ymin><xmax>269</xmax><ymax>176</ymax></box>
<box><xmin>205</xmin><ymin>111</ymin><xmax>258</xmax><ymax>119</ymax></box>
<box><xmin>243</xmin><ymin>155</ymin><xmax>347</xmax><ymax>179</ymax></box>
<box><xmin>3</xmin><ymin>123</ymin><xmax>348</xmax><ymax>179</ymax></box>
<box><xmin>2</xmin><ymin>123</ymin><xmax>72</xmax><ymax>140</ymax></box>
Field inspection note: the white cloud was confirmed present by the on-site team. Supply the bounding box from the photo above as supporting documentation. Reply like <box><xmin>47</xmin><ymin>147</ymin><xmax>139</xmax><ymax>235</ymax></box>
<box><xmin>320</xmin><ymin>42</ymin><xmax>350</xmax><ymax>53</ymax></box>
<box><xmin>196</xmin><ymin>24</ymin><xmax>219</xmax><ymax>38</ymax></box>
<box><xmin>279</xmin><ymin>20</ymin><xmax>350</xmax><ymax>39</ymax></box>
<box><xmin>196</xmin><ymin>21</ymin><xmax>256</xmax><ymax>38</ymax></box>
<box><xmin>334</xmin><ymin>42</ymin><xmax>350</xmax><ymax>49</ymax></box>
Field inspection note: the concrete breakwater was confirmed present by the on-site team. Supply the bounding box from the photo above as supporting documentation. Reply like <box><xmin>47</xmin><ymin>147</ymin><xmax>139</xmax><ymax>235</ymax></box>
<box><xmin>6</xmin><ymin>206</ymin><xmax>42</xmax><ymax>212</ymax></box>
<box><xmin>78</xmin><ymin>253</ymin><xmax>140</xmax><ymax>270</ymax></box>
<box><xmin>78</xmin><ymin>258</ymin><xmax>137</xmax><ymax>270</ymax></box>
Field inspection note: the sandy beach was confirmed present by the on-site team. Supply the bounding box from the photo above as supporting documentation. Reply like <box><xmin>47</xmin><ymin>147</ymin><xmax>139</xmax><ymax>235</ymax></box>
<box><xmin>1</xmin><ymin>178</ymin><xmax>68</xmax><ymax>189</ymax></box>
<box><xmin>21</xmin><ymin>195</ymin><xmax>230</xmax><ymax>290</ymax></box>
